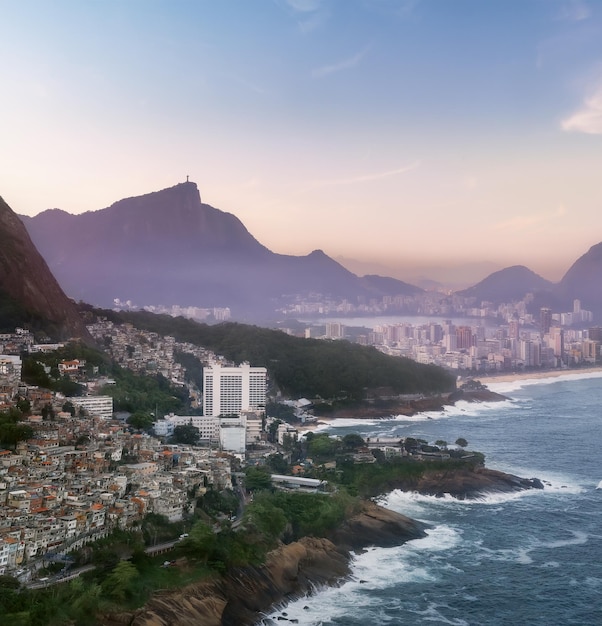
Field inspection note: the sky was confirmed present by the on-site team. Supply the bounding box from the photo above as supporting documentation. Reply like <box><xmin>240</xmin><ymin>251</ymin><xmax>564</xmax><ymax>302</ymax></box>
<box><xmin>2</xmin><ymin>0</ymin><xmax>602</xmax><ymax>288</ymax></box>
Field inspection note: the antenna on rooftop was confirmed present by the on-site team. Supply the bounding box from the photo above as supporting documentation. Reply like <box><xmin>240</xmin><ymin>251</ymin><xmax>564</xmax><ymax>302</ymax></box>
<box><xmin>186</xmin><ymin>175</ymin><xmax>189</xmax><ymax>183</ymax></box>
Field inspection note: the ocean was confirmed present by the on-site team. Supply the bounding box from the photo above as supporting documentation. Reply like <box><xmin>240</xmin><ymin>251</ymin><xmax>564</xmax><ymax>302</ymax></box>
<box><xmin>261</xmin><ymin>372</ymin><xmax>602</xmax><ymax>625</ymax></box>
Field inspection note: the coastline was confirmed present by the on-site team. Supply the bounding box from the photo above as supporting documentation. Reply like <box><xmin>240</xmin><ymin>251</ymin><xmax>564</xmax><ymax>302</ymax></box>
<box><xmin>299</xmin><ymin>365</ymin><xmax>602</xmax><ymax>430</ymax></box>
<box><xmin>466</xmin><ymin>365</ymin><xmax>602</xmax><ymax>385</ymax></box>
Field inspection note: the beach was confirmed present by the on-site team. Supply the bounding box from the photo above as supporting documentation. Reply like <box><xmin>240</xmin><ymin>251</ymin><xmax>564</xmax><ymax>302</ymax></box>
<box><xmin>462</xmin><ymin>365</ymin><xmax>602</xmax><ymax>384</ymax></box>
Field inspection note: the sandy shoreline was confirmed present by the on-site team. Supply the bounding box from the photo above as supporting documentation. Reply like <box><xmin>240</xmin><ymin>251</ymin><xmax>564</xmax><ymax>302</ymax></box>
<box><xmin>464</xmin><ymin>365</ymin><xmax>602</xmax><ymax>384</ymax></box>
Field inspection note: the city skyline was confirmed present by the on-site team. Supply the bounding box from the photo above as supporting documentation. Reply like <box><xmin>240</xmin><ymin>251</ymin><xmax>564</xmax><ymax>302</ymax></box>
<box><xmin>2</xmin><ymin>0</ymin><xmax>602</xmax><ymax>285</ymax></box>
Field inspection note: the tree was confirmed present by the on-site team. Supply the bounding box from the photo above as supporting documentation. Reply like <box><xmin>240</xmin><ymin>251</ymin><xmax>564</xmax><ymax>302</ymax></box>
<box><xmin>435</xmin><ymin>439</ymin><xmax>448</xmax><ymax>449</ymax></box>
<box><xmin>127</xmin><ymin>412</ymin><xmax>154</xmax><ymax>431</ymax></box>
<box><xmin>246</xmin><ymin>498</ymin><xmax>287</xmax><ymax>541</ymax></box>
<box><xmin>41</xmin><ymin>403</ymin><xmax>55</xmax><ymax>421</ymax></box>
<box><xmin>62</xmin><ymin>401</ymin><xmax>76</xmax><ymax>416</ymax></box>
<box><xmin>342</xmin><ymin>433</ymin><xmax>366</xmax><ymax>451</ymax></box>
<box><xmin>172</xmin><ymin>423</ymin><xmax>200</xmax><ymax>445</ymax></box>
<box><xmin>102</xmin><ymin>560</ymin><xmax>138</xmax><ymax>602</ymax></box>
<box><xmin>404</xmin><ymin>437</ymin><xmax>418</xmax><ymax>453</ymax></box>
<box><xmin>267</xmin><ymin>419</ymin><xmax>282</xmax><ymax>443</ymax></box>
<box><xmin>244</xmin><ymin>466</ymin><xmax>272</xmax><ymax>491</ymax></box>
<box><xmin>0</xmin><ymin>423</ymin><xmax>33</xmax><ymax>449</ymax></box>
<box><xmin>180</xmin><ymin>520</ymin><xmax>215</xmax><ymax>561</ymax></box>
<box><xmin>15</xmin><ymin>398</ymin><xmax>31</xmax><ymax>415</ymax></box>
<box><xmin>266</xmin><ymin>453</ymin><xmax>289</xmax><ymax>474</ymax></box>
<box><xmin>455</xmin><ymin>437</ymin><xmax>468</xmax><ymax>448</ymax></box>
<box><xmin>308</xmin><ymin>433</ymin><xmax>339</xmax><ymax>461</ymax></box>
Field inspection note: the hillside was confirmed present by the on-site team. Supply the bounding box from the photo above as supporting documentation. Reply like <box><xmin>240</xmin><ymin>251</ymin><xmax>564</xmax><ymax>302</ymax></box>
<box><xmin>455</xmin><ymin>265</ymin><xmax>554</xmax><ymax>305</ymax></box>
<box><xmin>0</xmin><ymin>195</ymin><xmax>90</xmax><ymax>340</ymax></box>
<box><xmin>557</xmin><ymin>242</ymin><xmax>602</xmax><ymax>315</ymax></box>
<box><xmin>91</xmin><ymin>307</ymin><xmax>456</xmax><ymax>400</ymax></box>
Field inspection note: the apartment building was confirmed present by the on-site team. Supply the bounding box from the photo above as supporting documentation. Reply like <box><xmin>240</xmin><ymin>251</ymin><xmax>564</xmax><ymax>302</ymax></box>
<box><xmin>203</xmin><ymin>363</ymin><xmax>266</xmax><ymax>417</ymax></box>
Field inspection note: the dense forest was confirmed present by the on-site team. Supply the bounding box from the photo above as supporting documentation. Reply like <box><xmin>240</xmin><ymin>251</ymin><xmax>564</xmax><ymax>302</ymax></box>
<box><xmin>88</xmin><ymin>308</ymin><xmax>456</xmax><ymax>401</ymax></box>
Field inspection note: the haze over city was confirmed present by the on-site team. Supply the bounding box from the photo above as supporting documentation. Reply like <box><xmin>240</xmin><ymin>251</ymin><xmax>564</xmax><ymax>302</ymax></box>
<box><xmin>2</xmin><ymin>0</ymin><xmax>602</xmax><ymax>287</ymax></box>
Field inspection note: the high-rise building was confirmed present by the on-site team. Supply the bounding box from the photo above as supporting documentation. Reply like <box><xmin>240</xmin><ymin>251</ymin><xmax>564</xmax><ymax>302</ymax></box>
<box><xmin>508</xmin><ymin>320</ymin><xmax>520</xmax><ymax>340</ymax></box>
<box><xmin>456</xmin><ymin>326</ymin><xmax>473</xmax><ymax>350</ymax></box>
<box><xmin>549</xmin><ymin>327</ymin><xmax>564</xmax><ymax>361</ymax></box>
<box><xmin>325</xmin><ymin>322</ymin><xmax>345</xmax><ymax>339</ymax></box>
<box><xmin>588</xmin><ymin>327</ymin><xmax>602</xmax><ymax>342</ymax></box>
<box><xmin>540</xmin><ymin>308</ymin><xmax>552</xmax><ymax>336</ymax></box>
<box><xmin>203</xmin><ymin>363</ymin><xmax>267</xmax><ymax>417</ymax></box>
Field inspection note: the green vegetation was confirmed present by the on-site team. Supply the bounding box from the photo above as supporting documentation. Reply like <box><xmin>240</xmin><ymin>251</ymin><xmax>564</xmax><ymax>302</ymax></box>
<box><xmin>171</xmin><ymin>423</ymin><xmax>200</xmax><ymax>444</ymax></box>
<box><xmin>100</xmin><ymin>367</ymin><xmax>187</xmax><ymax>414</ymax></box>
<box><xmin>246</xmin><ymin>490</ymin><xmax>356</xmax><ymax>542</ymax></box>
<box><xmin>0</xmin><ymin>431</ymin><xmax>486</xmax><ymax>625</ymax></box>
<box><xmin>21</xmin><ymin>342</ymin><xmax>111</xmax><ymax>397</ymax></box>
<box><xmin>94</xmin><ymin>309</ymin><xmax>456</xmax><ymax>401</ymax></box>
<box><xmin>0</xmin><ymin>408</ymin><xmax>33</xmax><ymax>449</ymax></box>
<box><xmin>20</xmin><ymin>341</ymin><xmax>190</xmax><ymax>415</ymax></box>
<box><xmin>127</xmin><ymin>412</ymin><xmax>154</xmax><ymax>431</ymax></box>
<box><xmin>0</xmin><ymin>289</ymin><xmax>64</xmax><ymax>340</ymax></box>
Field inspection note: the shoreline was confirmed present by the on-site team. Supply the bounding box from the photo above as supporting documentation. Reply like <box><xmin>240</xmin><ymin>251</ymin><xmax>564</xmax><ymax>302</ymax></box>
<box><xmin>467</xmin><ymin>365</ymin><xmax>602</xmax><ymax>385</ymax></box>
<box><xmin>299</xmin><ymin>365</ymin><xmax>602</xmax><ymax>431</ymax></box>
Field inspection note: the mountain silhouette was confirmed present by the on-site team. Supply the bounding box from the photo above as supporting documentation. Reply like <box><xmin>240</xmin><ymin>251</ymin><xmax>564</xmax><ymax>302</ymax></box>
<box><xmin>21</xmin><ymin>182</ymin><xmax>422</xmax><ymax>318</ymax></box>
<box><xmin>455</xmin><ymin>265</ymin><xmax>554</xmax><ymax>304</ymax></box>
<box><xmin>557</xmin><ymin>242</ymin><xmax>602</xmax><ymax>315</ymax></box>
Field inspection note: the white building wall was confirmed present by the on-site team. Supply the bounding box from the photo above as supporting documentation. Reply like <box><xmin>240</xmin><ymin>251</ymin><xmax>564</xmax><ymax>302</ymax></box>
<box><xmin>203</xmin><ymin>363</ymin><xmax>266</xmax><ymax>417</ymax></box>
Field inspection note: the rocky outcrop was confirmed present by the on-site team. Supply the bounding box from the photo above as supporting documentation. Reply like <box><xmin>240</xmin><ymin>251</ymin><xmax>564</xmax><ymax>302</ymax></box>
<box><xmin>329</xmin><ymin>499</ymin><xmax>427</xmax><ymax>551</ymax></box>
<box><xmin>392</xmin><ymin>466</ymin><xmax>544</xmax><ymax>500</ymax></box>
<box><xmin>104</xmin><ymin>503</ymin><xmax>425</xmax><ymax>626</ymax></box>
<box><xmin>326</xmin><ymin>388</ymin><xmax>507</xmax><ymax>419</ymax></box>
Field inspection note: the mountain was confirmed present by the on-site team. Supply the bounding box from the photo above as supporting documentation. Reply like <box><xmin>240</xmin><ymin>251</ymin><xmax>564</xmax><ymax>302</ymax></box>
<box><xmin>557</xmin><ymin>242</ymin><xmax>602</xmax><ymax>315</ymax></box>
<box><xmin>357</xmin><ymin>274</ymin><xmax>422</xmax><ymax>296</ymax></box>
<box><xmin>0</xmin><ymin>195</ymin><xmax>90</xmax><ymax>340</ymax></box>
<box><xmin>21</xmin><ymin>182</ymin><xmax>422</xmax><ymax>319</ymax></box>
<box><xmin>455</xmin><ymin>265</ymin><xmax>554</xmax><ymax>305</ymax></box>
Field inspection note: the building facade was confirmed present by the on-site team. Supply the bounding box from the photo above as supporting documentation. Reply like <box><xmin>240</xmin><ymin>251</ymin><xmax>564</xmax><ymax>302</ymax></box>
<box><xmin>203</xmin><ymin>363</ymin><xmax>266</xmax><ymax>417</ymax></box>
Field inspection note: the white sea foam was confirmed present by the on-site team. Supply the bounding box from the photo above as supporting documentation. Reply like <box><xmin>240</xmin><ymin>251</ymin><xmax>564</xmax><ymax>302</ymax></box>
<box><xmin>259</xmin><ymin>524</ymin><xmax>461</xmax><ymax>625</ymax></box>
<box><xmin>413</xmin><ymin>602</ymin><xmax>470</xmax><ymax>625</ymax></box>
<box><xmin>380</xmin><ymin>485</ymin><xmax>552</xmax><ymax>510</ymax></box>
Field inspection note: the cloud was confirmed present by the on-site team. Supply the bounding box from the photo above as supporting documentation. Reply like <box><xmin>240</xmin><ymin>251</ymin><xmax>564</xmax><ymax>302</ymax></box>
<box><xmin>556</xmin><ymin>0</ymin><xmax>591</xmax><ymax>22</ymax></box>
<box><xmin>312</xmin><ymin>46</ymin><xmax>370</xmax><ymax>78</ymax></box>
<box><xmin>561</xmin><ymin>86</ymin><xmax>602</xmax><ymax>134</ymax></box>
<box><xmin>494</xmin><ymin>206</ymin><xmax>567</xmax><ymax>233</ymax></box>
<box><xmin>285</xmin><ymin>0</ymin><xmax>324</xmax><ymax>11</ymax></box>
<box><xmin>310</xmin><ymin>161</ymin><xmax>420</xmax><ymax>188</ymax></box>
<box><xmin>278</xmin><ymin>0</ymin><xmax>330</xmax><ymax>32</ymax></box>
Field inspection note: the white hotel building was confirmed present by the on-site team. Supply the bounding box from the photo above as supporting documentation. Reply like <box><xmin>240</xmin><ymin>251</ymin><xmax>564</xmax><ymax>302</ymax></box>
<box><xmin>203</xmin><ymin>363</ymin><xmax>267</xmax><ymax>417</ymax></box>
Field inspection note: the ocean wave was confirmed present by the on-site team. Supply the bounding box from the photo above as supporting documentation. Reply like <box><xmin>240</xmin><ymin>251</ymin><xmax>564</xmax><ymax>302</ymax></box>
<box><xmin>380</xmin><ymin>486</ymin><xmax>549</xmax><ymax>510</ymax></box>
<box><xmin>259</xmin><ymin>525</ymin><xmax>461</xmax><ymax>625</ymax></box>
<box><xmin>478</xmin><ymin>529</ymin><xmax>590</xmax><ymax>568</ymax></box>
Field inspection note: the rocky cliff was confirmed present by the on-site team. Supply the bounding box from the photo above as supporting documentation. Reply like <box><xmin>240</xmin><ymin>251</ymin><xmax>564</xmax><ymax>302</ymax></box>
<box><xmin>0</xmin><ymin>195</ymin><xmax>90</xmax><ymax>340</ymax></box>
<box><xmin>383</xmin><ymin>466</ymin><xmax>544</xmax><ymax>500</ymax></box>
<box><xmin>104</xmin><ymin>502</ymin><xmax>426</xmax><ymax>626</ymax></box>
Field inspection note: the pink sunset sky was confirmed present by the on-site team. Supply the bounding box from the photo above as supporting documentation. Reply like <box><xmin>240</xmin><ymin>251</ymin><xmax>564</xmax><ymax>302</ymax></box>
<box><xmin>2</xmin><ymin>0</ymin><xmax>602</xmax><ymax>288</ymax></box>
